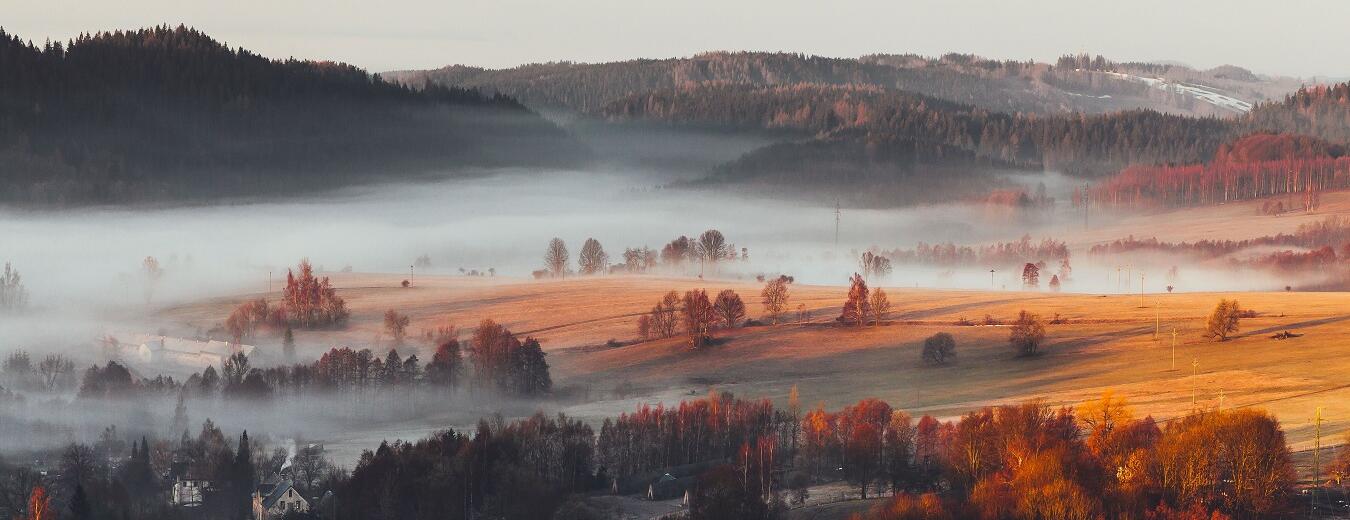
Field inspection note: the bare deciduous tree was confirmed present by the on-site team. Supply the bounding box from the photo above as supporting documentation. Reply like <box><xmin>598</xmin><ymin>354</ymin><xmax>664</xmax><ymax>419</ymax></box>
<box><xmin>761</xmin><ymin>277</ymin><xmax>790</xmax><ymax>324</ymax></box>
<box><xmin>869</xmin><ymin>288</ymin><xmax>891</xmax><ymax>326</ymax></box>
<box><xmin>1009</xmin><ymin>310</ymin><xmax>1046</xmax><ymax>357</ymax></box>
<box><xmin>38</xmin><ymin>354</ymin><xmax>75</xmax><ymax>391</ymax></box>
<box><xmin>859</xmin><ymin>252</ymin><xmax>893</xmax><ymax>281</ymax></box>
<box><xmin>1204</xmin><ymin>299</ymin><xmax>1241</xmax><ymax>341</ymax></box>
<box><xmin>578</xmin><ymin>238</ymin><xmax>609</xmax><ymax>275</ymax></box>
<box><xmin>636</xmin><ymin>314</ymin><xmax>652</xmax><ymax>341</ymax></box>
<box><xmin>544</xmin><ymin>238</ymin><xmax>569</xmax><ymax>278</ymax></box>
<box><xmin>682</xmin><ymin>289</ymin><xmax>716</xmax><ymax>348</ymax></box>
<box><xmin>649</xmin><ymin>291</ymin><xmax>680</xmax><ymax>338</ymax></box>
<box><xmin>713</xmin><ymin>289</ymin><xmax>747</xmax><ymax>329</ymax></box>
<box><xmin>384</xmin><ymin>310</ymin><xmax>410</xmax><ymax>345</ymax></box>
<box><xmin>0</xmin><ymin>262</ymin><xmax>28</xmax><ymax>312</ymax></box>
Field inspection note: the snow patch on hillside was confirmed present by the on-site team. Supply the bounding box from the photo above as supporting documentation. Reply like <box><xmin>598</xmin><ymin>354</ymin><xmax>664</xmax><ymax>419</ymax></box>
<box><xmin>1096</xmin><ymin>70</ymin><xmax>1254</xmax><ymax>113</ymax></box>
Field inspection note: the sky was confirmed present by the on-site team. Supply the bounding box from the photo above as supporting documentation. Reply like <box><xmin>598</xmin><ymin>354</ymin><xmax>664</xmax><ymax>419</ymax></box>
<box><xmin>5</xmin><ymin>0</ymin><xmax>1349</xmax><ymax>78</ymax></box>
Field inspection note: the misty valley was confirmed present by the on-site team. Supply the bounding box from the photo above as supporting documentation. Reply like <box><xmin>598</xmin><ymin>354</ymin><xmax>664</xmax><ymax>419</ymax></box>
<box><xmin>3</xmin><ymin>19</ymin><xmax>1350</xmax><ymax>520</ymax></box>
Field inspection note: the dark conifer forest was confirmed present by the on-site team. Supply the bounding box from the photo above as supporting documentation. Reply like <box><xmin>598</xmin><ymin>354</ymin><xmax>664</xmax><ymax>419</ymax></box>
<box><xmin>0</xmin><ymin>25</ymin><xmax>583</xmax><ymax>205</ymax></box>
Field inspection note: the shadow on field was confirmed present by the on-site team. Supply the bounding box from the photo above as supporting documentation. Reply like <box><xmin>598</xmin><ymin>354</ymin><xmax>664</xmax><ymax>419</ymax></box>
<box><xmin>1239</xmin><ymin>314</ymin><xmax>1350</xmax><ymax>338</ymax></box>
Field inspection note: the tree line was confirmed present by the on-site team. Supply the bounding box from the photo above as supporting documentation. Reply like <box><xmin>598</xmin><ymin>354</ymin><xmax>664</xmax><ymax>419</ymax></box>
<box><xmin>537</xmin><ymin>230</ymin><xmax>743</xmax><ymax>279</ymax></box>
<box><xmin>879</xmin><ymin>235</ymin><xmax>1070</xmax><ymax>271</ymax></box>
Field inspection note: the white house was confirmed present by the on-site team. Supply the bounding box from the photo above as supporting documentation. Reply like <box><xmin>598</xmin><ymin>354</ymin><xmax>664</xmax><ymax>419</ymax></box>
<box><xmin>171</xmin><ymin>475</ymin><xmax>209</xmax><ymax>507</ymax></box>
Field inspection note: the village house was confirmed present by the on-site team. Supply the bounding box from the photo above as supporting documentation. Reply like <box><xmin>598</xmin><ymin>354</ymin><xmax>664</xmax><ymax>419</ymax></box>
<box><xmin>171</xmin><ymin>475</ymin><xmax>209</xmax><ymax>507</ymax></box>
<box><xmin>252</xmin><ymin>478</ymin><xmax>309</xmax><ymax>520</ymax></box>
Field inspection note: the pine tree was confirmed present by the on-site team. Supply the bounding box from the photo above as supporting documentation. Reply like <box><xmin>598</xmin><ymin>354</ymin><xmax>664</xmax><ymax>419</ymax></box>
<box><xmin>171</xmin><ymin>391</ymin><xmax>189</xmax><ymax>435</ymax></box>
<box><xmin>233</xmin><ymin>431</ymin><xmax>255</xmax><ymax>519</ymax></box>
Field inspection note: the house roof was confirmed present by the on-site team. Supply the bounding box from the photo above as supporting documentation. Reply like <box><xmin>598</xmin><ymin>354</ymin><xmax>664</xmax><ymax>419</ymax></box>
<box><xmin>257</xmin><ymin>479</ymin><xmax>303</xmax><ymax>509</ymax></box>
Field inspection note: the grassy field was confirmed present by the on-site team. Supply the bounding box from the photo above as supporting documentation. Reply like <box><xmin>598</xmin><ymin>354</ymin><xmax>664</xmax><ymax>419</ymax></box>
<box><xmin>154</xmin><ymin>192</ymin><xmax>1350</xmax><ymax>481</ymax></box>
<box><xmin>160</xmin><ymin>272</ymin><xmax>1350</xmax><ymax>479</ymax></box>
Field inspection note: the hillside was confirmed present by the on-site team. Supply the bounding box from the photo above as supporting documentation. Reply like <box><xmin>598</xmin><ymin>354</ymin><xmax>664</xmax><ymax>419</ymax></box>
<box><xmin>608</xmin><ymin>83</ymin><xmax>1233</xmax><ymax>178</ymax></box>
<box><xmin>158</xmin><ymin>273</ymin><xmax>1350</xmax><ymax>474</ymax></box>
<box><xmin>386</xmin><ymin>51</ymin><xmax>1301</xmax><ymax>118</ymax></box>
<box><xmin>0</xmin><ymin>26</ymin><xmax>585</xmax><ymax>205</ymax></box>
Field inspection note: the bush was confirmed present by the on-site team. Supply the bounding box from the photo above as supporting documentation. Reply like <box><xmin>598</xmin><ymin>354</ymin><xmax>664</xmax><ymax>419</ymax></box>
<box><xmin>922</xmin><ymin>333</ymin><xmax>956</xmax><ymax>366</ymax></box>
<box><xmin>1008</xmin><ymin>310</ymin><xmax>1046</xmax><ymax>357</ymax></box>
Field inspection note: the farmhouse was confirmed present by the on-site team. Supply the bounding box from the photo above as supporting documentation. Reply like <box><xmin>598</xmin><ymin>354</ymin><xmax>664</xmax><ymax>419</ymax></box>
<box><xmin>102</xmin><ymin>333</ymin><xmax>256</xmax><ymax>369</ymax></box>
<box><xmin>252</xmin><ymin>479</ymin><xmax>309</xmax><ymax>520</ymax></box>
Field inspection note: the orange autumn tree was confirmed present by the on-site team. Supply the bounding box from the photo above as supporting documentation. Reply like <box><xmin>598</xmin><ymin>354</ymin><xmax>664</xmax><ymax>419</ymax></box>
<box><xmin>25</xmin><ymin>485</ymin><xmax>52</xmax><ymax>520</ymax></box>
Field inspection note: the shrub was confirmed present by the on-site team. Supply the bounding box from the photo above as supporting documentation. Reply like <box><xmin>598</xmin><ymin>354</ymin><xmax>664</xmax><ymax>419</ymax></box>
<box><xmin>1009</xmin><ymin>310</ymin><xmax>1046</xmax><ymax>357</ymax></box>
<box><xmin>922</xmin><ymin>333</ymin><xmax>956</xmax><ymax>365</ymax></box>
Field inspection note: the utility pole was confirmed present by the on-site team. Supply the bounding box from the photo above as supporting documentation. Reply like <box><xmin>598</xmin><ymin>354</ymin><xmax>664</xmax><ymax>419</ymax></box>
<box><xmin>268</xmin><ymin>270</ymin><xmax>272</xmax><ymax>293</ymax></box>
<box><xmin>1191</xmin><ymin>359</ymin><xmax>1199</xmax><ymax>409</ymax></box>
<box><xmin>1154</xmin><ymin>297</ymin><xmax>1160</xmax><ymax>340</ymax></box>
<box><xmin>409</xmin><ymin>264</ymin><xmax>414</xmax><ymax>287</ymax></box>
<box><xmin>1312</xmin><ymin>406</ymin><xmax>1324</xmax><ymax>517</ymax></box>
<box><xmin>1170</xmin><ymin>328</ymin><xmax>1178</xmax><ymax>370</ymax></box>
<box><xmin>1140</xmin><ymin>272</ymin><xmax>1146</xmax><ymax>308</ymax></box>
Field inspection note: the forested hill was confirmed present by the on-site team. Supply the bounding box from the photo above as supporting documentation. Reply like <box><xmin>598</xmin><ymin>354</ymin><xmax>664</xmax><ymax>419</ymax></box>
<box><xmin>0</xmin><ymin>25</ymin><xmax>584</xmax><ymax>205</ymax></box>
<box><xmin>1247</xmin><ymin>83</ymin><xmax>1350</xmax><ymax>142</ymax></box>
<box><xmin>385</xmin><ymin>51</ymin><xmax>1303</xmax><ymax>118</ymax></box>
<box><xmin>607</xmin><ymin>83</ymin><xmax>1232</xmax><ymax>177</ymax></box>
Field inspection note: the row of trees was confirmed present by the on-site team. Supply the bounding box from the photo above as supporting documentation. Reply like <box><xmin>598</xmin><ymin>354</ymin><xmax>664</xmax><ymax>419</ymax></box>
<box><xmin>881</xmin><ymin>235</ymin><xmax>1069</xmax><ymax>270</ymax></box>
<box><xmin>637</xmin><ymin>289</ymin><xmax>747</xmax><ymax>348</ymax></box>
<box><xmin>541</xmin><ymin>230</ymin><xmax>743</xmax><ymax>278</ymax></box>
<box><xmin>848</xmin><ymin>398</ymin><xmax>1298</xmax><ymax>519</ymax></box>
<box><xmin>1087</xmin><ymin>217</ymin><xmax>1350</xmax><ymax>258</ymax></box>
<box><xmin>636</xmin><ymin>275</ymin><xmax>797</xmax><ymax>346</ymax></box>
<box><xmin>6</xmin><ymin>387</ymin><xmax>1337</xmax><ymax>520</ymax></box>
<box><xmin>1</xmin><ymin>351</ymin><xmax>76</xmax><ymax>393</ymax></box>
<box><xmin>70</xmin><ymin>318</ymin><xmax>550</xmax><ymax>406</ymax></box>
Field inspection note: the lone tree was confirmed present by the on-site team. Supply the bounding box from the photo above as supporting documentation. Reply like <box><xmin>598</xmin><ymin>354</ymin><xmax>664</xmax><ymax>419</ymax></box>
<box><xmin>1048</xmin><ymin>274</ymin><xmax>1061</xmax><ymax>292</ymax></box>
<box><xmin>578</xmin><ymin>238</ymin><xmax>609</xmax><ymax>275</ymax></box>
<box><xmin>713</xmin><ymin>289</ymin><xmax>746</xmax><ymax>329</ymax></box>
<box><xmin>682</xmin><ymin>289</ymin><xmax>716</xmax><ymax>348</ymax></box>
<box><xmin>922</xmin><ymin>332</ymin><xmax>956</xmax><ymax>365</ymax></box>
<box><xmin>1021</xmin><ymin>262</ymin><xmax>1040</xmax><ymax>290</ymax></box>
<box><xmin>1204</xmin><ymin>298</ymin><xmax>1242</xmax><ymax>341</ymax></box>
<box><xmin>0</xmin><ymin>261</ymin><xmax>28</xmax><ymax>312</ymax></box>
<box><xmin>761</xmin><ymin>277</ymin><xmax>790</xmax><ymax>324</ymax></box>
<box><xmin>697</xmin><ymin>229</ymin><xmax>730</xmax><ymax>267</ymax></box>
<box><xmin>869</xmin><ymin>288</ymin><xmax>891</xmax><ymax>326</ymax></box>
<box><xmin>840</xmin><ymin>273</ymin><xmax>870</xmax><ymax>327</ymax></box>
<box><xmin>384</xmin><ymin>310</ymin><xmax>410</xmax><ymax>345</ymax></box>
<box><xmin>1008</xmin><ymin>310</ymin><xmax>1047</xmax><ymax>357</ymax></box>
<box><xmin>544</xmin><ymin>238</ymin><xmax>569</xmax><ymax>278</ymax></box>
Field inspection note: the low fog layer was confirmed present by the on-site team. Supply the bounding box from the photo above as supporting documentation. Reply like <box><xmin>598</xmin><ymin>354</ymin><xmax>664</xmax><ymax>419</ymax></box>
<box><xmin>0</xmin><ymin>164</ymin><xmax>1308</xmax><ymax>465</ymax></box>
